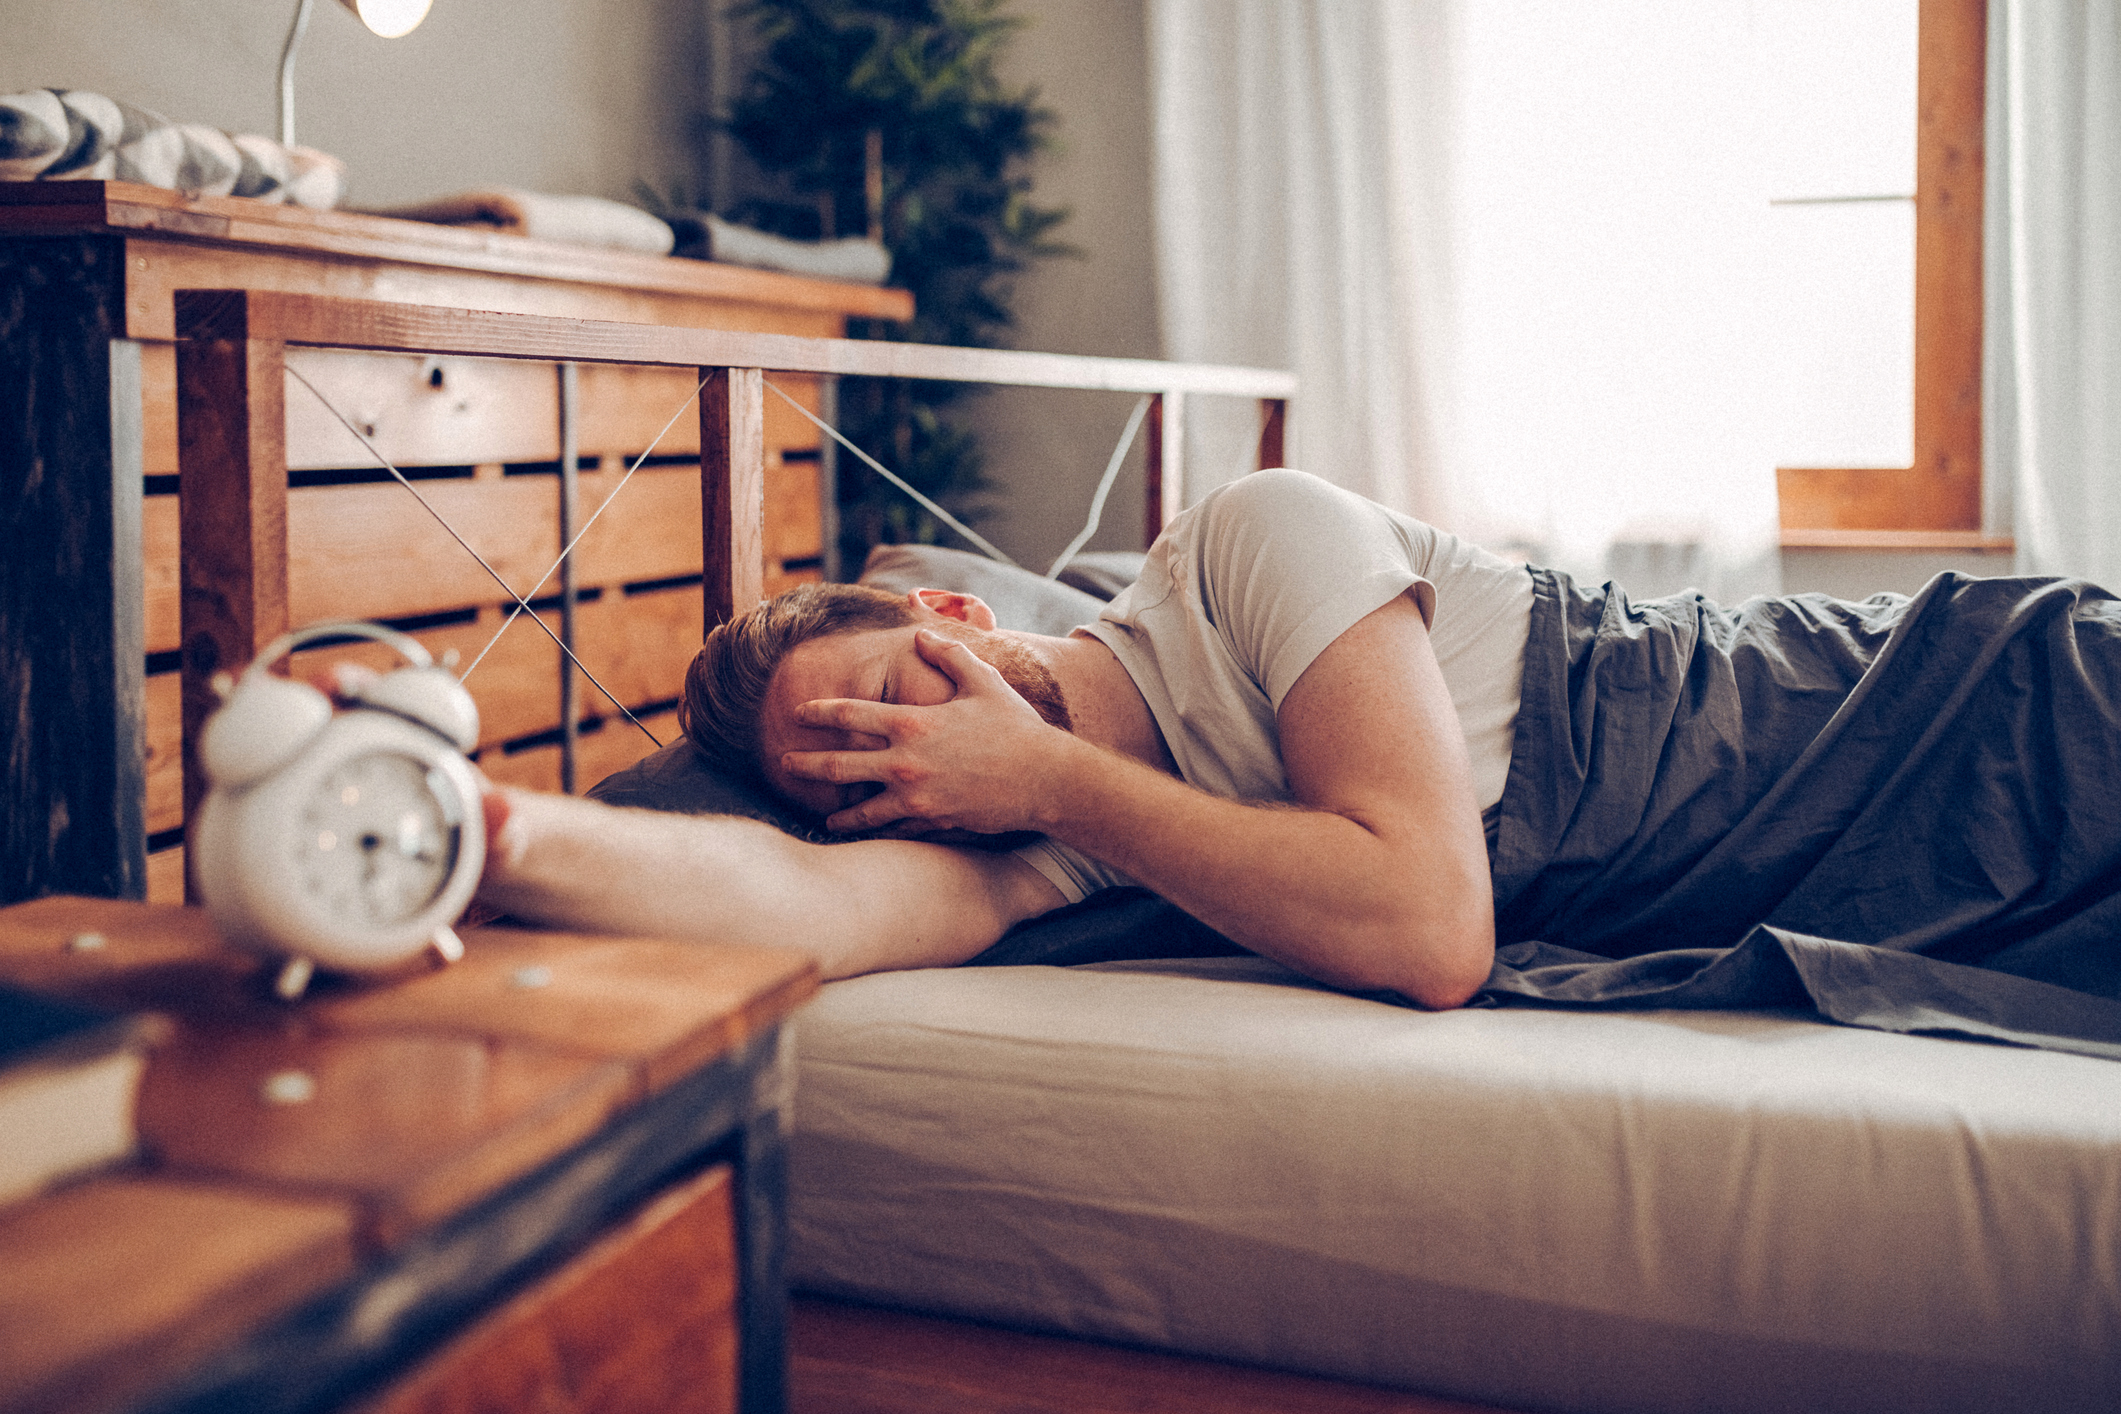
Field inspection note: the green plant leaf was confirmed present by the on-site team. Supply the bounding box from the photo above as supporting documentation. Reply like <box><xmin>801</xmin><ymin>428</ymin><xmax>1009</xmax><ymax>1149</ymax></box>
<box><xmin>723</xmin><ymin>0</ymin><xmax>1074</xmax><ymax>560</ymax></box>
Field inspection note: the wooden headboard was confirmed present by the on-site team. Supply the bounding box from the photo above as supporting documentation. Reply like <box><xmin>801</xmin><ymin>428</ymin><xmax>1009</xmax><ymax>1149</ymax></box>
<box><xmin>166</xmin><ymin>288</ymin><xmax>1295</xmax><ymax>898</ymax></box>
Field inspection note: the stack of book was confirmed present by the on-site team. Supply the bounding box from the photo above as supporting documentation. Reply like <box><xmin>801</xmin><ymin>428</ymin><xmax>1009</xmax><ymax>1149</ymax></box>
<box><xmin>0</xmin><ymin>984</ymin><xmax>159</xmax><ymax>1205</ymax></box>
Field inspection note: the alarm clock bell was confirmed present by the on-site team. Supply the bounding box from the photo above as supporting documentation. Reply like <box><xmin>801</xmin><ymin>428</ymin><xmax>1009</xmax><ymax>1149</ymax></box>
<box><xmin>189</xmin><ymin>621</ymin><xmax>487</xmax><ymax>1000</ymax></box>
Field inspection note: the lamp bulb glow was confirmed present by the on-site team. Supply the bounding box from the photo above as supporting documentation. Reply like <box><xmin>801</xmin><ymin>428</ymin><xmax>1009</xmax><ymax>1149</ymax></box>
<box><xmin>345</xmin><ymin>0</ymin><xmax>432</xmax><ymax>39</ymax></box>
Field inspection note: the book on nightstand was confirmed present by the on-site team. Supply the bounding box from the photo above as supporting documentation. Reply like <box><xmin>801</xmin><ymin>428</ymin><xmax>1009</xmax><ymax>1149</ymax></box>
<box><xmin>0</xmin><ymin>984</ymin><xmax>160</xmax><ymax>1205</ymax></box>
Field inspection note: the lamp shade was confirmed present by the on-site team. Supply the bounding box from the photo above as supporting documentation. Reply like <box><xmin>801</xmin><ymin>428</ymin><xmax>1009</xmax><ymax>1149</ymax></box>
<box><xmin>341</xmin><ymin>0</ymin><xmax>432</xmax><ymax>39</ymax></box>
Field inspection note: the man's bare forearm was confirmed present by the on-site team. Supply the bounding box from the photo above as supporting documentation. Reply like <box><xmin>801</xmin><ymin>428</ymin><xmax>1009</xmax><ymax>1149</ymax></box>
<box><xmin>1027</xmin><ymin>740</ymin><xmax>1492</xmax><ymax>1006</ymax></box>
<box><xmin>476</xmin><ymin>788</ymin><xmax>1058</xmax><ymax>978</ymax></box>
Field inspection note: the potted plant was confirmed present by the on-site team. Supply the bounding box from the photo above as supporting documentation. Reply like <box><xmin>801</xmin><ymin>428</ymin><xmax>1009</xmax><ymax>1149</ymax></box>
<box><xmin>723</xmin><ymin>0</ymin><xmax>1072</xmax><ymax>566</ymax></box>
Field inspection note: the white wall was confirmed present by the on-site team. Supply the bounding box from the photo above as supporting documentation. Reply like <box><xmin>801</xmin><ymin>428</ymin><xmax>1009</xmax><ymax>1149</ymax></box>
<box><xmin>958</xmin><ymin>0</ymin><xmax>1165</xmax><ymax>570</ymax></box>
<box><xmin>2</xmin><ymin>0</ymin><xmax>705</xmax><ymax>208</ymax></box>
<box><xmin>6</xmin><ymin>0</ymin><xmax>1161</xmax><ymax>571</ymax></box>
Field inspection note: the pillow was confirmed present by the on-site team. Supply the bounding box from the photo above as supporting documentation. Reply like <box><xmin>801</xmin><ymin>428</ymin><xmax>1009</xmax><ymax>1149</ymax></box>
<box><xmin>585</xmin><ymin>733</ymin><xmax>826</xmax><ymax>840</ymax></box>
<box><xmin>857</xmin><ymin>543</ymin><xmax>1111</xmax><ymax>633</ymax></box>
<box><xmin>1054</xmin><ymin>550</ymin><xmax>1148</xmax><ymax>602</ymax></box>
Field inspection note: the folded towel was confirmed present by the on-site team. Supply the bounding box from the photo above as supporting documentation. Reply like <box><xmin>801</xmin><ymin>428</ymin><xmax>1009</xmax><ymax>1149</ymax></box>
<box><xmin>0</xmin><ymin>89</ymin><xmax>344</xmax><ymax>208</ymax></box>
<box><xmin>669</xmin><ymin>212</ymin><xmax>892</xmax><ymax>285</ymax></box>
<box><xmin>363</xmin><ymin>187</ymin><xmax>676</xmax><ymax>256</ymax></box>
<box><xmin>0</xmin><ymin>89</ymin><xmax>83</xmax><ymax>180</ymax></box>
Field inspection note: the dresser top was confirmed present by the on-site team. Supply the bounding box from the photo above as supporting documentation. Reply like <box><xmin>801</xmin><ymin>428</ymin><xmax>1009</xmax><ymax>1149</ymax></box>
<box><xmin>0</xmin><ymin>180</ymin><xmax>914</xmax><ymax>323</ymax></box>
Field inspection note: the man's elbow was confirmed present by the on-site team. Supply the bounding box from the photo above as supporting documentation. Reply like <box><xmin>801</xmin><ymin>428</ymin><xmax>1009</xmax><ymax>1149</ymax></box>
<box><xmin>1372</xmin><ymin>909</ymin><xmax>1495</xmax><ymax>1011</ymax></box>
<box><xmin>1398</xmin><ymin>945</ymin><xmax>1492</xmax><ymax>1010</ymax></box>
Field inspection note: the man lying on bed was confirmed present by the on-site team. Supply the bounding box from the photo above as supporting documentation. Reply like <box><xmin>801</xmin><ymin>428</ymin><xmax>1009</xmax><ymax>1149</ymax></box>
<box><xmin>479</xmin><ymin>468</ymin><xmax>1503</xmax><ymax>1007</ymax></box>
<box><xmin>477</xmin><ymin>469</ymin><xmax>2121</xmax><ymax>1054</ymax></box>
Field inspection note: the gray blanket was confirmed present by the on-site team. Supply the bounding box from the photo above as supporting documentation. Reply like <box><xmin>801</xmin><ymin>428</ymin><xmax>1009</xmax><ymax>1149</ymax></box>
<box><xmin>1484</xmin><ymin>568</ymin><xmax>2121</xmax><ymax>1060</ymax></box>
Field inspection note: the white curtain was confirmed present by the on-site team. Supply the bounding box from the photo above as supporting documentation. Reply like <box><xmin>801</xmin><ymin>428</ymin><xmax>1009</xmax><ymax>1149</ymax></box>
<box><xmin>1148</xmin><ymin>0</ymin><xmax>1453</xmax><ymax>517</ymax></box>
<box><xmin>1987</xmin><ymin>0</ymin><xmax>2121</xmax><ymax>585</ymax></box>
<box><xmin>1149</xmin><ymin>0</ymin><xmax>1782</xmax><ymax>601</ymax></box>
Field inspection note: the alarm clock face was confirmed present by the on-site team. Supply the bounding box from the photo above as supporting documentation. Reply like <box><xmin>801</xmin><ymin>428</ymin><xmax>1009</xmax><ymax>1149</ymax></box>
<box><xmin>195</xmin><ymin>704</ymin><xmax>487</xmax><ymax>972</ymax></box>
<box><xmin>297</xmin><ymin>750</ymin><xmax>464</xmax><ymax>926</ymax></box>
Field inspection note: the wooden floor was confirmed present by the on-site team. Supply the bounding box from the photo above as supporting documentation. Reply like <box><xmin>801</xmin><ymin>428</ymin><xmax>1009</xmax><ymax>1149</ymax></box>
<box><xmin>788</xmin><ymin>1296</ymin><xmax>1521</xmax><ymax>1414</ymax></box>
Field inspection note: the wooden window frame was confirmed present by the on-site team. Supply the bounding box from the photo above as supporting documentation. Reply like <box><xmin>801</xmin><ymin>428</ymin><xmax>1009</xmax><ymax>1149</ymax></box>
<box><xmin>1775</xmin><ymin>0</ymin><xmax>2010</xmax><ymax>551</ymax></box>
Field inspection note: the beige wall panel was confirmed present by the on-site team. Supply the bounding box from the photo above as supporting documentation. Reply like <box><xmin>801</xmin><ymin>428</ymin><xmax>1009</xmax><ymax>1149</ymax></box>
<box><xmin>142</xmin><ymin>341</ymin><xmax>177</xmax><ymax>477</ymax></box>
<box><xmin>144</xmin><ymin>672</ymin><xmax>182</xmax><ymax>837</ymax></box>
<box><xmin>569</xmin><ymin>370</ymin><xmax>823</xmax><ymax>469</ymax></box>
<box><xmin>148</xmin><ymin>354</ymin><xmax>834</xmax><ymax>481</ymax></box>
<box><xmin>574</xmin><ymin>590</ymin><xmax>703</xmax><ymax>711</ymax></box>
<box><xmin>969</xmin><ymin>0</ymin><xmax>1164</xmax><ymax>564</ymax></box>
<box><xmin>761</xmin><ymin>374</ymin><xmax>824</xmax><ymax>452</ymax></box>
<box><xmin>287</xmin><ymin>478</ymin><xmax>557</xmax><ymax>624</ymax></box>
<box><xmin>283</xmin><ymin>350</ymin><xmax>559</xmax><ymax>470</ymax></box>
<box><xmin>574</xmin><ymin>366</ymin><xmax>707</xmax><ymax>459</ymax></box>
<box><xmin>766</xmin><ymin>461</ymin><xmax>823</xmax><ymax>565</ymax></box>
<box><xmin>145</xmin><ymin>494</ymin><xmax>179</xmax><ymax>655</ymax></box>
<box><xmin>572</xmin><ymin>467</ymin><xmax>704</xmax><ymax>588</ymax></box>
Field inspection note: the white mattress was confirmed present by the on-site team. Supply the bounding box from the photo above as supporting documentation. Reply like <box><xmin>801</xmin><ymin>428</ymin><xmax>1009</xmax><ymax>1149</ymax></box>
<box><xmin>786</xmin><ymin>956</ymin><xmax>2121</xmax><ymax>1414</ymax></box>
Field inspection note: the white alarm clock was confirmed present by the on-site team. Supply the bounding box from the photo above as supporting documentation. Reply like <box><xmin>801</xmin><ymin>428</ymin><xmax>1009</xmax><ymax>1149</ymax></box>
<box><xmin>189</xmin><ymin>621</ymin><xmax>486</xmax><ymax>1000</ymax></box>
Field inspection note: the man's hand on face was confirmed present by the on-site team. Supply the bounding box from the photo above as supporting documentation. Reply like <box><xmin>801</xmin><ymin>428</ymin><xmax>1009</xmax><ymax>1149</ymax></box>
<box><xmin>782</xmin><ymin>628</ymin><xmax>1070</xmax><ymax>836</ymax></box>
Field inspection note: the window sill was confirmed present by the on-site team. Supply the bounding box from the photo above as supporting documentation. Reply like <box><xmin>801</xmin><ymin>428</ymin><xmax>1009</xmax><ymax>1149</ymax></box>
<box><xmin>1780</xmin><ymin>529</ymin><xmax>2014</xmax><ymax>552</ymax></box>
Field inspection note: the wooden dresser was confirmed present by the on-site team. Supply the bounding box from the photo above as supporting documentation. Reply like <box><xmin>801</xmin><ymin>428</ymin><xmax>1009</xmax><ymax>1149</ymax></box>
<box><xmin>0</xmin><ymin>895</ymin><xmax>818</xmax><ymax>1414</ymax></box>
<box><xmin>0</xmin><ymin>182</ymin><xmax>911</xmax><ymax>911</ymax></box>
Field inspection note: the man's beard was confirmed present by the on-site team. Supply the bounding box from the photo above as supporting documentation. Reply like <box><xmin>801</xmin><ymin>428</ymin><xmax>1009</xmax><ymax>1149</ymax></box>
<box><xmin>946</xmin><ymin>628</ymin><xmax>1074</xmax><ymax>733</ymax></box>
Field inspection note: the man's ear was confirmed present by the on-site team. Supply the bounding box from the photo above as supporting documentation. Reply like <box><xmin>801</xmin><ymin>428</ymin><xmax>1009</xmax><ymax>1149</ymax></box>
<box><xmin>908</xmin><ymin>587</ymin><xmax>998</xmax><ymax>630</ymax></box>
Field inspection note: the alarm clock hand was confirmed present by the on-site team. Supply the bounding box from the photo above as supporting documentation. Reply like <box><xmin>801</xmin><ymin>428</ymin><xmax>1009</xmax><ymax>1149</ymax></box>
<box><xmin>394</xmin><ymin>812</ymin><xmax>436</xmax><ymax>861</ymax></box>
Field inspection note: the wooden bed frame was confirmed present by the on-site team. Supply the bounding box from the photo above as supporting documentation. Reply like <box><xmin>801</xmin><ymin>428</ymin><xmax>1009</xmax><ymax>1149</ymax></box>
<box><xmin>170</xmin><ymin>287</ymin><xmax>1295</xmax><ymax>876</ymax></box>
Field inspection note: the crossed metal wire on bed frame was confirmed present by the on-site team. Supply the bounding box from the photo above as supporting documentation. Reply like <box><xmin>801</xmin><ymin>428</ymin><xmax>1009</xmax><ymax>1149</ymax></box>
<box><xmin>283</xmin><ymin>359</ymin><xmax>1154</xmax><ymax>761</ymax></box>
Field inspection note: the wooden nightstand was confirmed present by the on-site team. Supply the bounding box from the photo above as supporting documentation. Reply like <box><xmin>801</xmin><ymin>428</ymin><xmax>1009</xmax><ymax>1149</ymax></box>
<box><xmin>0</xmin><ymin>896</ymin><xmax>817</xmax><ymax>1414</ymax></box>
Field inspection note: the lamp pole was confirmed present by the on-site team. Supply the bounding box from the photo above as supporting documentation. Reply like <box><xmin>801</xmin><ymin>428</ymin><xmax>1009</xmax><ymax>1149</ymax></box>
<box><xmin>278</xmin><ymin>0</ymin><xmax>317</xmax><ymax>148</ymax></box>
<box><xmin>277</xmin><ymin>0</ymin><xmax>432</xmax><ymax>149</ymax></box>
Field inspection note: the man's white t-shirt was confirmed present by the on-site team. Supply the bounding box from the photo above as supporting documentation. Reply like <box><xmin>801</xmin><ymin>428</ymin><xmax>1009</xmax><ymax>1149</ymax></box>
<box><xmin>1014</xmin><ymin>468</ymin><xmax>1535</xmax><ymax>904</ymax></box>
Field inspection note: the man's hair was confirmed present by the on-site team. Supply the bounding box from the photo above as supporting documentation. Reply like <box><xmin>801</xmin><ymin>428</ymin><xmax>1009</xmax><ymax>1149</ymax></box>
<box><xmin>681</xmin><ymin>582</ymin><xmax>916</xmax><ymax>779</ymax></box>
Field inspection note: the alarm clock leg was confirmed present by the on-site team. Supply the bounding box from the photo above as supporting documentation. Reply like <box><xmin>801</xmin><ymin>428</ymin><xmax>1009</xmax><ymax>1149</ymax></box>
<box><xmin>274</xmin><ymin>955</ymin><xmax>315</xmax><ymax>1001</ymax></box>
<box><xmin>429</xmin><ymin>925</ymin><xmax>465</xmax><ymax>966</ymax></box>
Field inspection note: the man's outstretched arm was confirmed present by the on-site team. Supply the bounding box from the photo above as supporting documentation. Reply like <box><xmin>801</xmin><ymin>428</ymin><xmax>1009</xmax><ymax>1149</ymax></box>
<box><xmin>475</xmin><ymin>788</ymin><xmax>1065</xmax><ymax>979</ymax></box>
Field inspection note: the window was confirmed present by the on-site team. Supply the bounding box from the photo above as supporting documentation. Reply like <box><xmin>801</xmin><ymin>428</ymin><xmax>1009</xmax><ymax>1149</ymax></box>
<box><xmin>1773</xmin><ymin>0</ymin><xmax>2006</xmax><ymax>549</ymax></box>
